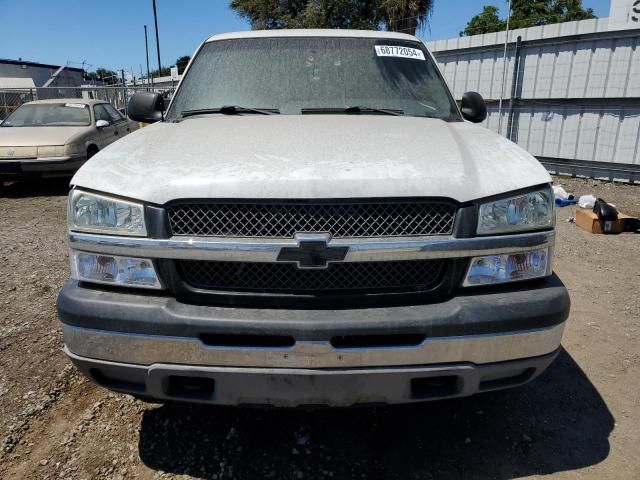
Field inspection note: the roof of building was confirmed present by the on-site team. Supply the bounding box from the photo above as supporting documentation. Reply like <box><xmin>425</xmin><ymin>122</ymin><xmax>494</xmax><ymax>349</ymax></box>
<box><xmin>0</xmin><ymin>58</ymin><xmax>84</xmax><ymax>72</ymax></box>
<box><xmin>206</xmin><ymin>29</ymin><xmax>420</xmax><ymax>43</ymax></box>
<box><xmin>0</xmin><ymin>77</ymin><xmax>37</xmax><ymax>89</ymax></box>
<box><xmin>426</xmin><ymin>18</ymin><xmax>614</xmax><ymax>52</ymax></box>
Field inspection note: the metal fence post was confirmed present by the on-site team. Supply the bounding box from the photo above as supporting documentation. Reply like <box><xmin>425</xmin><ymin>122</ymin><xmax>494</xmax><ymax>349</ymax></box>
<box><xmin>506</xmin><ymin>36</ymin><xmax>523</xmax><ymax>142</ymax></box>
<box><xmin>121</xmin><ymin>69</ymin><xmax>128</xmax><ymax>110</ymax></box>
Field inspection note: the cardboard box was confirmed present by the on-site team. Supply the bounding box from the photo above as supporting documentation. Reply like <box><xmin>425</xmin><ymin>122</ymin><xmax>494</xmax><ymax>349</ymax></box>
<box><xmin>575</xmin><ymin>208</ymin><xmax>635</xmax><ymax>234</ymax></box>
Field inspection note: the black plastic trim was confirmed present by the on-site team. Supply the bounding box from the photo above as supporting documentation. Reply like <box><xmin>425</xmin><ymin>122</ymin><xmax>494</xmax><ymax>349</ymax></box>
<box><xmin>144</xmin><ymin>205</ymin><xmax>171</xmax><ymax>239</ymax></box>
<box><xmin>157</xmin><ymin>258</ymin><xmax>469</xmax><ymax>309</ymax></box>
<box><xmin>57</xmin><ymin>274</ymin><xmax>570</xmax><ymax>340</ymax></box>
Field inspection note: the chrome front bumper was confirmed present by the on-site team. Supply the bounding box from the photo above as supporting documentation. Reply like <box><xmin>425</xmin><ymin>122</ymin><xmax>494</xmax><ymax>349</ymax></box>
<box><xmin>62</xmin><ymin>322</ymin><xmax>565</xmax><ymax>369</ymax></box>
<box><xmin>65</xmin><ymin>348</ymin><xmax>561</xmax><ymax>406</ymax></box>
<box><xmin>58</xmin><ymin>274</ymin><xmax>569</xmax><ymax>405</ymax></box>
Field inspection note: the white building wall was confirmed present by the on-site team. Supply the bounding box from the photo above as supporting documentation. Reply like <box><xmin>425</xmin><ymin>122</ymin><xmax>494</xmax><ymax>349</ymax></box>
<box><xmin>484</xmin><ymin>107</ymin><xmax>640</xmax><ymax>166</ymax></box>
<box><xmin>430</xmin><ymin>35</ymin><xmax>639</xmax><ymax>101</ymax></box>
<box><xmin>427</xmin><ymin>17</ymin><xmax>640</xmax><ymax>172</ymax></box>
<box><xmin>609</xmin><ymin>0</ymin><xmax>640</xmax><ymax>31</ymax></box>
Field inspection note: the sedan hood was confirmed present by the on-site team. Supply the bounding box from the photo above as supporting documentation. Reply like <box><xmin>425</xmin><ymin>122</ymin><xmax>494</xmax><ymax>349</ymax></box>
<box><xmin>0</xmin><ymin>126</ymin><xmax>87</xmax><ymax>146</ymax></box>
<box><xmin>71</xmin><ymin>116</ymin><xmax>550</xmax><ymax>204</ymax></box>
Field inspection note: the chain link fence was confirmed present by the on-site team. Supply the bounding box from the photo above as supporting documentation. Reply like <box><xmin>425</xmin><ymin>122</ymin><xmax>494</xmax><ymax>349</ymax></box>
<box><xmin>0</xmin><ymin>86</ymin><xmax>176</xmax><ymax>120</ymax></box>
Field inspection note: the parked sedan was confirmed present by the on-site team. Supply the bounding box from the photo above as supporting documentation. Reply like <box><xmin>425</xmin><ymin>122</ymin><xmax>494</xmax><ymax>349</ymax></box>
<box><xmin>0</xmin><ymin>99</ymin><xmax>138</xmax><ymax>180</ymax></box>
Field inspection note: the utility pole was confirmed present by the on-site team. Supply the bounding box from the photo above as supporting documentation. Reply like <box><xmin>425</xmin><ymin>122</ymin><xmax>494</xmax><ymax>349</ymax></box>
<box><xmin>152</xmin><ymin>0</ymin><xmax>162</xmax><ymax>81</ymax></box>
<box><xmin>121</xmin><ymin>69</ymin><xmax>128</xmax><ymax>110</ymax></box>
<box><xmin>144</xmin><ymin>25</ymin><xmax>152</xmax><ymax>89</ymax></box>
<box><xmin>497</xmin><ymin>0</ymin><xmax>512</xmax><ymax>136</ymax></box>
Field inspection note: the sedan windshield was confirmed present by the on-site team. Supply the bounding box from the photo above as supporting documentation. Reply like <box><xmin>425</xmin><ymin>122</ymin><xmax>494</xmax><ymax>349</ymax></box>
<box><xmin>167</xmin><ymin>37</ymin><xmax>461</xmax><ymax>121</ymax></box>
<box><xmin>2</xmin><ymin>103</ymin><xmax>91</xmax><ymax>127</ymax></box>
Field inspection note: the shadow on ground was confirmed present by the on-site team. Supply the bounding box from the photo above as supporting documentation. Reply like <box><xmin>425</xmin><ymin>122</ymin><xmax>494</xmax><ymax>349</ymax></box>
<box><xmin>0</xmin><ymin>178</ymin><xmax>70</xmax><ymax>198</ymax></box>
<box><xmin>138</xmin><ymin>350</ymin><xmax>613</xmax><ymax>479</ymax></box>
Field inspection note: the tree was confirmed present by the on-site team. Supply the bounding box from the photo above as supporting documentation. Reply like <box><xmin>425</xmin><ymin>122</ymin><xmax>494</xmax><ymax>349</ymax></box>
<box><xmin>547</xmin><ymin>0</ymin><xmax>596</xmax><ymax>24</ymax></box>
<box><xmin>379</xmin><ymin>0</ymin><xmax>433</xmax><ymax>34</ymax></box>
<box><xmin>230</xmin><ymin>0</ymin><xmax>380</xmax><ymax>30</ymax></box>
<box><xmin>461</xmin><ymin>0</ymin><xmax>596</xmax><ymax>36</ymax></box>
<box><xmin>229</xmin><ymin>0</ymin><xmax>435</xmax><ymax>35</ymax></box>
<box><xmin>84</xmin><ymin>67</ymin><xmax>120</xmax><ymax>84</ymax></box>
<box><xmin>461</xmin><ymin>6</ymin><xmax>506</xmax><ymax>36</ymax></box>
<box><xmin>509</xmin><ymin>0</ymin><xmax>550</xmax><ymax>29</ymax></box>
<box><xmin>145</xmin><ymin>66</ymin><xmax>171</xmax><ymax>78</ymax></box>
<box><xmin>175</xmin><ymin>56</ymin><xmax>191</xmax><ymax>74</ymax></box>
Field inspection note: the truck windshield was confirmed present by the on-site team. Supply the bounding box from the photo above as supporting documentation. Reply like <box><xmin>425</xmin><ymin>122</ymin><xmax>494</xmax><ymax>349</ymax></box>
<box><xmin>167</xmin><ymin>37</ymin><xmax>461</xmax><ymax>121</ymax></box>
<box><xmin>2</xmin><ymin>103</ymin><xmax>91</xmax><ymax>127</ymax></box>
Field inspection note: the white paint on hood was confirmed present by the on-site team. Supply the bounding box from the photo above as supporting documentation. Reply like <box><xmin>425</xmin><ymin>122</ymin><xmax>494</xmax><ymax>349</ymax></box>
<box><xmin>71</xmin><ymin>115</ymin><xmax>551</xmax><ymax>205</ymax></box>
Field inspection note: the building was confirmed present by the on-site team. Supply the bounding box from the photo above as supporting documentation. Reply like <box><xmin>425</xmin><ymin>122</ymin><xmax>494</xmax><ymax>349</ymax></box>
<box><xmin>0</xmin><ymin>58</ymin><xmax>84</xmax><ymax>90</ymax></box>
<box><xmin>132</xmin><ymin>74</ymin><xmax>182</xmax><ymax>89</ymax></box>
<box><xmin>426</xmin><ymin>0</ymin><xmax>640</xmax><ymax>182</ymax></box>
<box><xmin>0</xmin><ymin>59</ymin><xmax>87</xmax><ymax>118</ymax></box>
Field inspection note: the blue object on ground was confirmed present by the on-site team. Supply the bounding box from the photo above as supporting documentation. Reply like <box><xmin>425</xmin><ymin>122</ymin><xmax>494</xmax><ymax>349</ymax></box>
<box><xmin>555</xmin><ymin>198</ymin><xmax>578</xmax><ymax>207</ymax></box>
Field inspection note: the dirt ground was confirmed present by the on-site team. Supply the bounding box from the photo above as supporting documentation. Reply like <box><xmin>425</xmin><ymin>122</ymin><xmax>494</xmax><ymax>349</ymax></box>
<box><xmin>0</xmin><ymin>176</ymin><xmax>638</xmax><ymax>480</ymax></box>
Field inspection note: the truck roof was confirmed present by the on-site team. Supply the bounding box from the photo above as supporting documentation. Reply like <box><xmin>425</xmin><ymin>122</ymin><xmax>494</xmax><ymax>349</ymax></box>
<box><xmin>206</xmin><ymin>29</ymin><xmax>421</xmax><ymax>43</ymax></box>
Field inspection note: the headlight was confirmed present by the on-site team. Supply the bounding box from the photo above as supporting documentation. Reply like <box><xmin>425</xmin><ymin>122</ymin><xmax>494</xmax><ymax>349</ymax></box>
<box><xmin>37</xmin><ymin>145</ymin><xmax>65</xmax><ymax>158</ymax></box>
<box><xmin>65</xmin><ymin>143</ymin><xmax>85</xmax><ymax>156</ymax></box>
<box><xmin>68</xmin><ymin>189</ymin><xmax>147</xmax><ymax>236</ymax></box>
<box><xmin>463</xmin><ymin>248</ymin><xmax>551</xmax><ymax>286</ymax></box>
<box><xmin>70</xmin><ymin>250</ymin><xmax>162</xmax><ymax>289</ymax></box>
<box><xmin>477</xmin><ymin>187</ymin><xmax>554</xmax><ymax>235</ymax></box>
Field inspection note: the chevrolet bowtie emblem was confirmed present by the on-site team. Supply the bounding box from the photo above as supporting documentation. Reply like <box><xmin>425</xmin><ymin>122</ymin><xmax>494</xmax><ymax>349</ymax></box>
<box><xmin>277</xmin><ymin>234</ymin><xmax>348</xmax><ymax>269</ymax></box>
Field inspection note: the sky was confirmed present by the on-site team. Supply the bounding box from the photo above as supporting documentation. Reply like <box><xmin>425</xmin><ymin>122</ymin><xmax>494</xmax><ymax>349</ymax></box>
<box><xmin>0</xmin><ymin>0</ymin><xmax>611</xmax><ymax>76</ymax></box>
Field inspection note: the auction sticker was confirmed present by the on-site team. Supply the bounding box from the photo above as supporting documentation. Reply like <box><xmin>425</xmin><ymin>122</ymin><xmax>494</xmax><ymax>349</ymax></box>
<box><xmin>375</xmin><ymin>45</ymin><xmax>425</xmax><ymax>60</ymax></box>
<box><xmin>64</xmin><ymin>103</ymin><xmax>87</xmax><ymax>108</ymax></box>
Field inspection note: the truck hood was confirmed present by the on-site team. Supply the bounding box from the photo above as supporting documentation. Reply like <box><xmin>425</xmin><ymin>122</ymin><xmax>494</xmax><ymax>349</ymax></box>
<box><xmin>71</xmin><ymin>116</ymin><xmax>550</xmax><ymax>204</ymax></box>
<box><xmin>0</xmin><ymin>126</ymin><xmax>87</xmax><ymax>146</ymax></box>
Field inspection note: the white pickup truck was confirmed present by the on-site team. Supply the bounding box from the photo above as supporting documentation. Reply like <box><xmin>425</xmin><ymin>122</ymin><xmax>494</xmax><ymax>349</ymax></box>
<box><xmin>57</xmin><ymin>30</ymin><xmax>569</xmax><ymax>407</ymax></box>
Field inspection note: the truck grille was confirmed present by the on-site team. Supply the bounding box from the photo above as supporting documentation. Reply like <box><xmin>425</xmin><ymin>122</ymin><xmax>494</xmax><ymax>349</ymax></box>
<box><xmin>178</xmin><ymin>259</ymin><xmax>447</xmax><ymax>294</ymax></box>
<box><xmin>167</xmin><ymin>201</ymin><xmax>456</xmax><ymax>238</ymax></box>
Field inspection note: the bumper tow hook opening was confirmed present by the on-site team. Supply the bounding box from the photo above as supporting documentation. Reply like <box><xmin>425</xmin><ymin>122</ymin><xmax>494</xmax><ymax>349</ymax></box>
<box><xmin>199</xmin><ymin>334</ymin><xmax>295</xmax><ymax>348</ymax></box>
<box><xmin>166</xmin><ymin>375</ymin><xmax>216</xmax><ymax>400</ymax></box>
<box><xmin>411</xmin><ymin>375</ymin><xmax>461</xmax><ymax>399</ymax></box>
<box><xmin>331</xmin><ymin>334</ymin><xmax>426</xmax><ymax>349</ymax></box>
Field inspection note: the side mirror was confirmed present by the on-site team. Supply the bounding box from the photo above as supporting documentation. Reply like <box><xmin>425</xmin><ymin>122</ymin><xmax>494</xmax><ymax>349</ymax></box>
<box><xmin>127</xmin><ymin>92</ymin><xmax>165</xmax><ymax>123</ymax></box>
<box><xmin>96</xmin><ymin>119</ymin><xmax>110</xmax><ymax>128</ymax></box>
<box><xmin>461</xmin><ymin>92</ymin><xmax>487</xmax><ymax>123</ymax></box>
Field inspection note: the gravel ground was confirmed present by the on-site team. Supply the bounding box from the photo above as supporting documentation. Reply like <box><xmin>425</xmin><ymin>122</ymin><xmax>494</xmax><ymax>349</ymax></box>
<box><xmin>0</xmin><ymin>176</ymin><xmax>638</xmax><ymax>480</ymax></box>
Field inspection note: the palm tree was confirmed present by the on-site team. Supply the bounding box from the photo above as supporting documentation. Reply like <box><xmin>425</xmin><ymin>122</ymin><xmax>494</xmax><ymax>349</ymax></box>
<box><xmin>380</xmin><ymin>0</ymin><xmax>434</xmax><ymax>35</ymax></box>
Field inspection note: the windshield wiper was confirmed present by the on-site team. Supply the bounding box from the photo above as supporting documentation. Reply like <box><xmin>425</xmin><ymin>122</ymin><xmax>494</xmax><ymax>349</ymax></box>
<box><xmin>181</xmin><ymin>105</ymin><xmax>279</xmax><ymax>118</ymax></box>
<box><xmin>301</xmin><ymin>106</ymin><xmax>404</xmax><ymax>116</ymax></box>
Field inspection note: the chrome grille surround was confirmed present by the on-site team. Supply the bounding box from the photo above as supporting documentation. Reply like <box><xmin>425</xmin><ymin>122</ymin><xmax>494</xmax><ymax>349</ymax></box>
<box><xmin>167</xmin><ymin>201</ymin><xmax>457</xmax><ymax>238</ymax></box>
